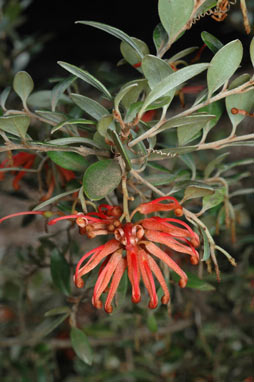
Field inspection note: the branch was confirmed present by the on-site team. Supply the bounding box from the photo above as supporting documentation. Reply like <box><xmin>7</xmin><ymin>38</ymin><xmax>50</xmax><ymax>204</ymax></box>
<box><xmin>129</xmin><ymin>80</ymin><xmax>254</xmax><ymax>147</ymax></box>
<box><xmin>0</xmin><ymin>141</ymin><xmax>110</xmax><ymax>158</ymax></box>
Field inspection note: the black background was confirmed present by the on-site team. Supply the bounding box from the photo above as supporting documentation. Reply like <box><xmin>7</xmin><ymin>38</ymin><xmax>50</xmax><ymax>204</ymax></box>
<box><xmin>17</xmin><ymin>1</ymin><xmax>252</xmax><ymax>85</ymax></box>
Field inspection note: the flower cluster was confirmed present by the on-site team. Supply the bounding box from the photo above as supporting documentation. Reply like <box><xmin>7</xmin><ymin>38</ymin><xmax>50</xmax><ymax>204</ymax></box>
<box><xmin>0</xmin><ymin>197</ymin><xmax>200</xmax><ymax>313</ymax></box>
<box><xmin>49</xmin><ymin>197</ymin><xmax>200</xmax><ymax>313</ymax></box>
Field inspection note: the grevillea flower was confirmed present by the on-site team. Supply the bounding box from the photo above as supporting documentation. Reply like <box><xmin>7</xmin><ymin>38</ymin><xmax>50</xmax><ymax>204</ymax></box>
<box><xmin>49</xmin><ymin>197</ymin><xmax>200</xmax><ymax>313</ymax></box>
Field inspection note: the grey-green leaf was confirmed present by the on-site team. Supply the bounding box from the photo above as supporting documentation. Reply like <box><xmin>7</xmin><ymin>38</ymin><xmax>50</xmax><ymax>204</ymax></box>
<box><xmin>120</xmin><ymin>37</ymin><xmax>149</xmax><ymax>69</ymax></box>
<box><xmin>50</xmin><ymin>249</ymin><xmax>71</xmax><ymax>296</ymax></box>
<box><xmin>139</xmin><ymin>63</ymin><xmax>209</xmax><ymax>116</ymax></box>
<box><xmin>71</xmin><ymin>327</ymin><xmax>93</xmax><ymax>365</ymax></box>
<box><xmin>58</xmin><ymin>61</ymin><xmax>111</xmax><ymax>100</ymax></box>
<box><xmin>83</xmin><ymin>159</ymin><xmax>122</xmax><ymax>200</ymax></box>
<box><xmin>71</xmin><ymin>93</ymin><xmax>109</xmax><ymax>120</ymax></box>
<box><xmin>153</xmin><ymin>23</ymin><xmax>168</xmax><ymax>53</ymax></box>
<box><xmin>226</xmin><ymin>74</ymin><xmax>254</xmax><ymax>129</ymax></box>
<box><xmin>0</xmin><ymin>115</ymin><xmax>30</xmax><ymax>139</ymax></box>
<box><xmin>51</xmin><ymin>76</ymin><xmax>76</xmax><ymax>112</ymax></box>
<box><xmin>202</xmin><ymin>187</ymin><xmax>225</xmax><ymax>213</ymax></box>
<box><xmin>13</xmin><ymin>71</ymin><xmax>34</xmax><ymax>108</ymax></box>
<box><xmin>201</xmin><ymin>31</ymin><xmax>223</xmax><ymax>54</ymax></box>
<box><xmin>0</xmin><ymin>86</ymin><xmax>11</xmax><ymax>110</ymax></box>
<box><xmin>158</xmin><ymin>0</ymin><xmax>194</xmax><ymax>44</ymax></box>
<box><xmin>204</xmin><ymin>152</ymin><xmax>229</xmax><ymax>179</ymax></box>
<box><xmin>51</xmin><ymin>118</ymin><xmax>95</xmax><ymax>134</ymax></box>
<box><xmin>250</xmin><ymin>37</ymin><xmax>254</xmax><ymax>67</ymax></box>
<box><xmin>47</xmin><ymin>151</ymin><xmax>90</xmax><ymax>172</ymax></box>
<box><xmin>183</xmin><ymin>184</ymin><xmax>214</xmax><ymax>201</ymax></box>
<box><xmin>76</xmin><ymin>21</ymin><xmax>144</xmax><ymax>58</ymax></box>
<box><xmin>207</xmin><ymin>40</ymin><xmax>243</xmax><ymax>97</ymax></box>
<box><xmin>142</xmin><ymin>55</ymin><xmax>174</xmax><ymax>89</ymax></box>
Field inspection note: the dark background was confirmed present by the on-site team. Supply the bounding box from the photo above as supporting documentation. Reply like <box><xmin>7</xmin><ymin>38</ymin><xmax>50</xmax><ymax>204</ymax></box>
<box><xmin>17</xmin><ymin>0</ymin><xmax>252</xmax><ymax>86</ymax></box>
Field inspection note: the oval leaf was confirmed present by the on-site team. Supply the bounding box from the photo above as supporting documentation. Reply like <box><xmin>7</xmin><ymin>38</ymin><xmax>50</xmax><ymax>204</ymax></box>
<box><xmin>0</xmin><ymin>86</ymin><xmax>11</xmax><ymax>110</ymax></box>
<box><xmin>13</xmin><ymin>71</ymin><xmax>34</xmax><ymax>107</ymax></box>
<box><xmin>158</xmin><ymin>0</ymin><xmax>194</xmax><ymax>43</ymax></box>
<box><xmin>71</xmin><ymin>327</ymin><xmax>93</xmax><ymax>365</ymax></box>
<box><xmin>226</xmin><ymin>75</ymin><xmax>254</xmax><ymax>129</ymax></box>
<box><xmin>183</xmin><ymin>184</ymin><xmax>214</xmax><ymax>201</ymax></box>
<box><xmin>47</xmin><ymin>151</ymin><xmax>90</xmax><ymax>172</ymax></box>
<box><xmin>83</xmin><ymin>159</ymin><xmax>121</xmax><ymax>200</ymax></box>
<box><xmin>207</xmin><ymin>40</ymin><xmax>243</xmax><ymax>97</ymax></box>
<box><xmin>142</xmin><ymin>54</ymin><xmax>174</xmax><ymax>89</ymax></box>
<box><xmin>120</xmin><ymin>37</ymin><xmax>149</xmax><ymax>69</ymax></box>
<box><xmin>0</xmin><ymin>115</ymin><xmax>30</xmax><ymax>139</ymax></box>
<box><xmin>50</xmin><ymin>249</ymin><xmax>71</xmax><ymax>296</ymax></box>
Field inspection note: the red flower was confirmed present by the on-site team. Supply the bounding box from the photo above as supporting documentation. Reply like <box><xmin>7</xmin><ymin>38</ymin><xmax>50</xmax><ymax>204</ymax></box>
<box><xmin>50</xmin><ymin>197</ymin><xmax>200</xmax><ymax>313</ymax></box>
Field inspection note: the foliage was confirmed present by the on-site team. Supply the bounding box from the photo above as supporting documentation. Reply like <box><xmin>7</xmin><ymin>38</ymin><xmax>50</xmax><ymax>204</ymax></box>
<box><xmin>0</xmin><ymin>1</ymin><xmax>253</xmax><ymax>381</ymax></box>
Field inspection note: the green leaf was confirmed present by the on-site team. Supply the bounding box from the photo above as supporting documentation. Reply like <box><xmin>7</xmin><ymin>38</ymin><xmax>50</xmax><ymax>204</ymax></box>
<box><xmin>51</xmin><ymin>76</ymin><xmax>76</xmax><ymax>112</ymax></box>
<box><xmin>50</xmin><ymin>249</ymin><xmax>71</xmax><ymax>296</ymax></box>
<box><xmin>179</xmin><ymin>153</ymin><xmax>196</xmax><ymax>180</ymax></box>
<box><xmin>97</xmin><ymin>115</ymin><xmax>115</xmax><ymax>138</ymax></box>
<box><xmin>204</xmin><ymin>152</ymin><xmax>229</xmax><ymax>178</ymax></box>
<box><xmin>33</xmin><ymin>188</ymin><xmax>80</xmax><ymax>211</ymax></box>
<box><xmin>83</xmin><ymin>159</ymin><xmax>122</xmax><ymax>200</ymax></box>
<box><xmin>201</xmin><ymin>31</ymin><xmax>223</xmax><ymax>54</ymax></box>
<box><xmin>168</xmin><ymin>46</ymin><xmax>198</xmax><ymax>63</ymax></box>
<box><xmin>177</xmin><ymin>119</ymin><xmax>207</xmax><ymax>145</ymax></box>
<box><xmin>13</xmin><ymin>71</ymin><xmax>34</xmax><ymax>108</ymax></box>
<box><xmin>51</xmin><ymin>118</ymin><xmax>95</xmax><ymax>134</ymax></box>
<box><xmin>58</xmin><ymin>61</ymin><xmax>112</xmax><ymax>100</ymax></box>
<box><xmin>250</xmin><ymin>37</ymin><xmax>254</xmax><ymax>67</ymax></box>
<box><xmin>139</xmin><ymin>63</ymin><xmax>209</xmax><ymax>116</ymax></box>
<box><xmin>183</xmin><ymin>184</ymin><xmax>214</xmax><ymax>201</ymax></box>
<box><xmin>28</xmin><ymin>91</ymin><xmax>71</xmax><ymax>109</ymax></box>
<box><xmin>108</xmin><ymin>128</ymin><xmax>132</xmax><ymax>171</ymax></box>
<box><xmin>202</xmin><ymin>187</ymin><xmax>225</xmax><ymax>213</ymax></box>
<box><xmin>76</xmin><ymin>21</ymin><xmax>144</xmax><ymax>58</ymax></box>
<box><xmin>114</xmin><ymin>83</ymin><xmax>138</xmax><ymax>113</ymax></box>
<box><xmin>45</xmin><ymin>306</ymin><xmax>71</xmax><ymax>317</ymax></box>
<box><xmin>35</xmin><ymin>110</ymin><xmax>67</xmax><ymax>124</ymax></box>
<box><xmin>47</xmin><ymin>136</ymin><xmax>102</xmax><ymax>149</ymax></box>
<box><xmin>32</xmin><ymin>314</ymin><xmax>69</xmax><ymax>340</ymax></box>
<box><xmin>47</xmin><ymin>151</ymin><xmax>90</xmax><ymax>172</ymax></box>
<box><xmin>142</xmin><ymin>54</ymin><xmax>174</xmax><ymax>89</ymax></box>
<box><xmin>0</xmin><ymin>115</ymin><xmax>30</xmax><ymax>139</ymax></box>
<box><xmin>207</xmin><ymin>40</ymin><xmax>243</xmax><ymax>97</ymax></box>
<box><xmin>158</xmin><ymin>0</ymin><xmax>195</xmax><ymax>44</ymax></box>
<box><xmin>71</xmin><ymin>93</ymin><xmax>109</xmax><ymax>120</ymax></box>
<box><xmin>198</xmin><ymin>100</ymin><xmax>224</xmax><ymax>135</ymax></box>
<box><xmin>0</xmin><ymin>86</ymin><xmax>11</xmax><ymax>110</ymax></box>
<box><xmin>153</xmin><ymin>23</ymin><xmax>168</xmax><ymax>53</ymax></box>
<box><xmin>71</xmin><ymin>327</ymin><xmax>93</xmax><ymax>365</ymax></box>
<box><xmin>157</xmin><ymin>113</ymin><xmax>215</xmax><ymax>135</ymax></box>
<box><xmin>120</xmin><ymin>37</ymin><xmax>149</xmax><ymax>69</ymax></box>
<box><xmin>121</xmin><ymin>79</ymin><xmax>148</xmax><ymax>110</ymax></box>
<box><xmin>172</xmin><ymin>271</ymin><xmax>215</xmax><ymax>291</ymax></box>
<box><xmin>226</xmin><ymin>74</ymin><xmax>254</xmax><ymax>129</ymax></box>
<box><xmin>147</xmin><ymin>313</ymin><xmax>158</xmax><ymax>333</ymax></box>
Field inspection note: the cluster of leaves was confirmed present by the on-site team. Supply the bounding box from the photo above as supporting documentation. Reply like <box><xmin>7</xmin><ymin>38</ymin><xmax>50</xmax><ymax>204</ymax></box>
<box><xmin>0</xmin><ymin>0</ymin><xmax>253</xmax><ymax>380</ymax></box>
